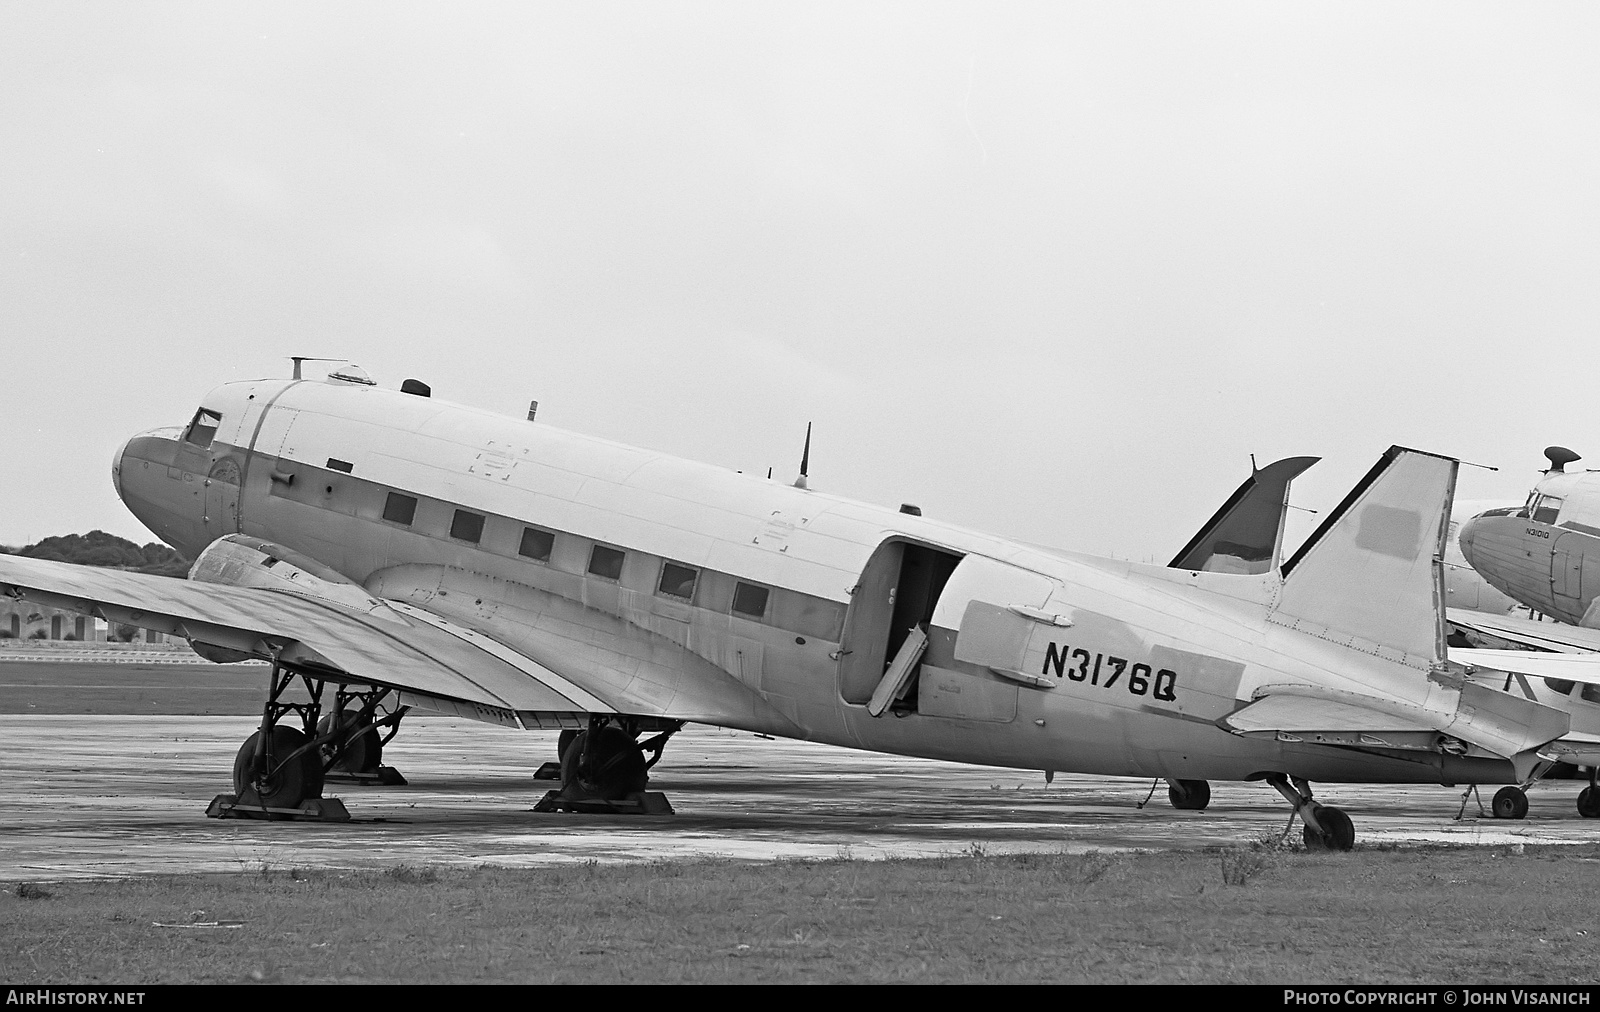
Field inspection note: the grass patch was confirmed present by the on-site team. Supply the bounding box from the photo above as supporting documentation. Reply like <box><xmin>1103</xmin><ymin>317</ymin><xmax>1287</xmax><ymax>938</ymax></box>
<box><xmin>2</xmin><ymin>846</ymin><xmax>1597</xmax><ymax>984</ymax></box>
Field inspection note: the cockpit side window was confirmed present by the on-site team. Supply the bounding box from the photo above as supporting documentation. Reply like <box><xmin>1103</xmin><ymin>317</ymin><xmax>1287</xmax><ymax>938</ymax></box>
<box><xmin>184</xmin><ymin>408</ymin><xmax>222</xmax><ymax>448</ymax></box>
<box><xmin>1533</xmin><ymin>495</ymin><xmax>1564</xmax><ymax>525</ymax></box>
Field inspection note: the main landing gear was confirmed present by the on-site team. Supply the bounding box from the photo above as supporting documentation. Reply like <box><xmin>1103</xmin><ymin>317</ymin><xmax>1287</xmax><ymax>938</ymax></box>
<box><xmin>533</xmin><ymin>716</ymin><xmax>681</xmax><ymax>815</ymax></box>
<box><xmin>207</xmin><ymin>656</ymin><xmax>410</xmax><ymax>821</ymax></box>
<box><xmin>1264</xmin><ymin>773</ymin><xmax>1355</xmax><ymax>851</ymax></box>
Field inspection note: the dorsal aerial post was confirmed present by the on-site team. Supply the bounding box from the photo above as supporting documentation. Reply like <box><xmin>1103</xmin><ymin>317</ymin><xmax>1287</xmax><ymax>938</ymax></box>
<box><xmin>793</xmin><ymin>423</ymin><xmax>812</xmax><ymax>490</ymax></box>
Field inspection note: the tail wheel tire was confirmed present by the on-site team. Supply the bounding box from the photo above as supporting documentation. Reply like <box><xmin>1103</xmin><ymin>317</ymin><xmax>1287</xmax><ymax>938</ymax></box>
<box><xmin>1167</xmin><ymin>779</ymin><xmax>1211</xmax><ymax>811</ymax></box>
<box><xmin>1578</xmin><ymin>786</ymin><xmax>1600</xmax><ymax>819</ymax></box>
<box><xmin>233</xmin><ymin>725</ymin><xmax>324</xmax><ymax>808</ymax></box>
<box><xmin>1302</xmin><ymin>805</ymin><xmax>1356</xmax><ymax>852</ymax></box>
<box><xmin>317</xmin><ymin>709</ymin><xmax>382</xmax><ymax>773</ymax></box>
<box><xmin>560</xmin><ymin>726</ymin><xmax>648</xmax><ymax>801</ymax></box>
<box><xmin>1492</xmin><ymin>786</ymin><xmax>1530</xmax><ymax>820</ymax></box>
<box><xmin>557</xmin><ymin>729</ymin><xmax>579</xmax><ymax>764</ymax></box>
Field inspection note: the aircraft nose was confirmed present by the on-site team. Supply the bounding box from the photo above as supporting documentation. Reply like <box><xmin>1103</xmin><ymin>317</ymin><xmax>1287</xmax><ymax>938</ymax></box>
<box><xmin>1458</xmin><ymin>514</ymin><xmax>1485</xmax><ymax>569</ymax></box>
<box><xmin>111</xmin><ymin>435</ymin><xmax>132</xmax><ymax>501</ymax></box>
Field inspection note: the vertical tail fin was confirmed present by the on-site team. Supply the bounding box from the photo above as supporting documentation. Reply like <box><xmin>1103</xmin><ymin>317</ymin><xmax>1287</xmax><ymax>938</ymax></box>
<box><xmin>1271</xmin><ymin>446</ymin><xmax>1458</xmax><ymax>670</ymax></box>
<box><xmin>1169</xmin><ymin>455</ymin><xmax>1320</xmax><ymax>574</ymax></box>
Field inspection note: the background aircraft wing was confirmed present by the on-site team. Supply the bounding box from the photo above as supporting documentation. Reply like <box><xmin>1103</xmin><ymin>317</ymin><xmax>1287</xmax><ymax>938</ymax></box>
<box><xmin>0</xmin><ymin>554</ymin><xmax>795</xmax><ymax>732</ymax></box>
<box><xmin>1451</xmin><ymin>648</ymin><xmax>1600</xmax><ymax>688</ymax></box>
<box><xmin>1447</xmin><ymin>608</ymin><xmax>1600</xmax><ymax>654</ymax></box>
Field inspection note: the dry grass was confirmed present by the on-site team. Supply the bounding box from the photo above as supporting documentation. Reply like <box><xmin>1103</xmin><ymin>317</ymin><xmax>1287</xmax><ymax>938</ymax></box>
<box><xmin>3</xmin><ymin>844</ymin><xmax>1598</xmax><ymax>984</ymax></box>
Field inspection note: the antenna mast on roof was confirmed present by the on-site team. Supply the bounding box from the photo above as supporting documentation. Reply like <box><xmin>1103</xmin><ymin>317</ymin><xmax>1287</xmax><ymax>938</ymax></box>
<box><xmin>290</xmin><ymin>356</ymin><xmax>344</xmax><ymax>380</ymax></box>
<box><xmin>793</xmin><ymin>422</ymin><xmax>812</xmax><ymax>489</ymax></box>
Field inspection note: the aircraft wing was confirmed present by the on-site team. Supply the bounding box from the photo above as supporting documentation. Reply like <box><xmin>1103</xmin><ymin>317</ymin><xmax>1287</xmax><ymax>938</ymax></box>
<box><xmin>1446</xmin><ymin>608</ymin><xmax>1600</xmax><ymax>654</ymax></box>
<box><xmin>0</xmin><ymin>554</ymin><xmax>794</xmax><ymax>732</ymax></box>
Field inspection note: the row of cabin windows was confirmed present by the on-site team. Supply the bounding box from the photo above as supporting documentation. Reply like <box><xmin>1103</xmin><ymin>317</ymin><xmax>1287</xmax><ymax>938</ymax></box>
<box><xmin>381</xmin><ymin>492</ymin><xmax>781</xmax><ymax>622</ymax></box>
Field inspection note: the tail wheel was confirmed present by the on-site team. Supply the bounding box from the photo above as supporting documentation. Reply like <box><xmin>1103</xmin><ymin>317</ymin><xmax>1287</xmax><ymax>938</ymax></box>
<box><xmin>560</xmin><ymin>726</ymin><xmax>648</xmax><ymax>801</ymax></box>
<box><xmin>1167</xmin><ymin>779</ymin><xmax>1211</xmax><ymax>811</ymax></box>
<box><xmin>1491</xmin><ymin>786</ymin><xmax>1529</xmax><ymax>820</ymax></box>
<box><xmin>1302</xmin><ymin>805</ymin><xmax>1356</xmax><ymax>852</ymax></box>
<box><xmin>317</xmin><ymin>709</ymin><xmax>382</xmax><ymax>773</ymax></box>
<box><xmin>233</xmin><ymin>725</ymin><xmax>324</xmax><ymax>808</ymax></box>
<box><xmin>1578</xmin><ymin>786</ymin><xmax>1600</xmax><ymax>819</ymax></box>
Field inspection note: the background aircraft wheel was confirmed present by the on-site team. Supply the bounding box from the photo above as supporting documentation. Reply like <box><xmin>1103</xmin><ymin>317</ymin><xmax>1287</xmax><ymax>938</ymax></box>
<box><xmin>1577</xmin><ymin>786</ymin><xmax>1600</xmax><ymax>819</ymax></box>
<box><xmin>233</xmin><ymin>726</ymin><xmax>324</xmax><ymax>808</ymax></box>
<box><xmin>317</xmin><ymin>709</ymin><xmax>382</xmax><ymax>773</ymax></box>
<box><xmin>1301</xmin><ymin>805</ymin><xmax>1355</xmax><ymax>851</ymax></box>
<box><xmin>560</xmin><ymin>726</ymin><xmax>648</xmax><ymax>801</ymax></box>
<box><xmin>1491</xmin><ymin>786</ymin><xmax>1529</xmax><ymax>820</ymax></box>
<box><xmin>1167</xmin><ymin>779</ymin><xmax>1210</xmax><ymax>811</ymax></box>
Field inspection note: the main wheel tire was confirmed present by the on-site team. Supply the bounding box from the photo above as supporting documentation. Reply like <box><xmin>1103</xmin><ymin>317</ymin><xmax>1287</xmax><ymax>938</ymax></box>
<box><xmin>557</xmin><ymin>729</ymin><xmax>579</xmax><ymax>764</ymax></box>
<box><xmin>1302</xmin><ymin>804</ymin><xmax>1355</xmax><ymax>851</ymax></box>
<box><xmin>233</xmin><ymin>725</ymin><xmax>325</xmax><ymax>808</ymax></box>
<box><xmin>1492</xmin><ymin>786</ymin><xmax>1530</xmax><ymax>820</ymax></box>
<box><xmin>317</xmin><ymin>709</ymin><xmax>383</xmax><ymax>773</ymax></box>
<box><xmin>1167</xmin><ymin>779</ymin><xmax>1211</xmax><ymax>811</ymax></box>
<box><xmin>1578</xmin><ymin>786</ymin><xmax>1600</xmax><ymax>819</ymax></box>
<box><xmin>560</xmin><ymin>726</ymin><xmax>648</xmax><ymax>801</ymax></box>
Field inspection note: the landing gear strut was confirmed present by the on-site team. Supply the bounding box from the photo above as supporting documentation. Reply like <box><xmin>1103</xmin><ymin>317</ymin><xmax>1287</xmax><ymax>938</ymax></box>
<box><xmin>1264</xmin><ymin>773</ymin><xmax>1355</xmax><ymax>851</ymax></box>
<box><xmin>316</xmin><ymin>686</ymin><xmax>409</xmax><ymax>786</ymax></box>
<box><xmin>534</xmin><ymin>716</ymin><xmax>680</xmax><ymax>814</ymax></box>
<box><xmin>207</xmin><ymin>655</ymin><xmax>351</xmax><ymax>821</ymax></box>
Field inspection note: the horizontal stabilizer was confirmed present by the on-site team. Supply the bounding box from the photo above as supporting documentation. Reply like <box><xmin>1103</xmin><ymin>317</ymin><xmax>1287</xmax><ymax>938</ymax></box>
<box><xmin>1224</xmin><ymin>685</ymin><xmax>1446</xmax><ymax>752</ymax></box>
<box><xmin>1447</xmin><ymin>608</ymin><xmax>1600</xmax><ymax>654</ymax></box>
<box><xmin>1170</xmin><ymin>455</ymin><xmax>1319</xmax><ymax>574</ymax></box>
<box><xmin>1224</xmin><ymin>681</ymin><xmax>1569</xmax><ymax>760</ymax></box>
<box><xmin>1271</xmin><ymin>446</ymin><xmax>1457</xmax><ymax>670</ymax></box>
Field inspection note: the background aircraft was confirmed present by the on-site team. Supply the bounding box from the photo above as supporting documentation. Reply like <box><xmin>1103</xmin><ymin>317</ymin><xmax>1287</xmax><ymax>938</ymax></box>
<box><xmin>2</xmin><ymin>366</ymin><xmax>1594</xmax><ymax>848</ymax></box>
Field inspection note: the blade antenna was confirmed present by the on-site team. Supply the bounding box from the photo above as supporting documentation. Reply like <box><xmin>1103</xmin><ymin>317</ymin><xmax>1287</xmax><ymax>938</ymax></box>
<box><xmin>794</xmin><ymin>423</ymin><xmax>812</xmax><ymax>489</ymax></box>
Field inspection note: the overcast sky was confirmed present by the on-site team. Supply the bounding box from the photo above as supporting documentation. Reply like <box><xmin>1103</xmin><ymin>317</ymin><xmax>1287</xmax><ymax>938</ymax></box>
<box><xmin>3</xmin><ymin>2</ymin><xmax>1596</xmax><ymax>561</ymax></box>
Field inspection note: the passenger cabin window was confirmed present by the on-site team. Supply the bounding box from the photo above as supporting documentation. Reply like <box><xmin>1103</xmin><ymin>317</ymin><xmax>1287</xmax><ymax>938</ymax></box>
<box><xmin>732</xmin><ymin>582</ymin><xmax>770</xmax><ymax>619</ymax></box>
<box><xmin>1584</xmin><ymin>684</ymin><xmax>1600</xmax><ymax>706</ymax></box>
<box><xmin>451</xmin><ymin>510</ymin><xmax>485</xmax><ymax>544</ymax></box>
<box><xmin>1545</xmin><ymin>677</ymin><xmax>1576</xmax><ymax>696</ymax></box>
<box><xmin>1533</xmin><ymin>496</ymin><xmax>1564</xmax><ymax>525</ymax></box>
<box><xmin>588</xmin><ymin>545</ymin><xmax>625</xmax><ymax>581</ymax></box>
<box><xmin>658</xmin><ymin>562</ymin><xmax>698</xmax><ymax>600</ymax></box>
<box><xmin>184</xmin><ymin>408</ymin><xmax>222</xmax><ymax>447</ymax></box>
<box><xmin>383</xmin><ymin>492</ymin><xmax>418</xmax><ymax>526</ymax></box>
<box><xmin>518</xmin><ymin>527</ymin><xmax>554</xmax><ymax>562</ymax></box>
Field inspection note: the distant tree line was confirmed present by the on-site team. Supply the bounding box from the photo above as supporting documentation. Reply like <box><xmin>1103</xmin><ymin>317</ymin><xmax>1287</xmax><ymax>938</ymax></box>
<box><xmin>1</xmin><ymin>530</ymin><xmax>192</xmax><ymax>578</ymax></box>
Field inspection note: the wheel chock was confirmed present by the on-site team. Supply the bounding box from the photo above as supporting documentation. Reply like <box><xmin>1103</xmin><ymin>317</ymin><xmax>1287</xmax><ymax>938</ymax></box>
<box><xmin>532</xmin><ymin>761</ymin><xmax>563</xmax><ymax>780</ymax></box>
<box><xmin>325</xmin><ymin>765</ymin><xmax>408</xmax><ymax>787</ymax></box>
<box><xmin>533</xmin><ymin>790</ymin><xmax>674</xmax><ymax>815</ymax></box>
<box><xmin>206</xmin><ymin>793</ymin><xmax>353</xmax><ymax>822</ymax></box>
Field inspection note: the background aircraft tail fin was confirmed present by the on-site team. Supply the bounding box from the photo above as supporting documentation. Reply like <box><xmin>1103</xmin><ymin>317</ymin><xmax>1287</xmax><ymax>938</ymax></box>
<box><xmin>1169</xmin><ymin>455</ymin><xmax>1320</xmax><ymax>574</ymax></box>
<box><xmin>1270</xmin><ymin>446</ymin><xmax>1458</xmax><ymax>670</ymax></box>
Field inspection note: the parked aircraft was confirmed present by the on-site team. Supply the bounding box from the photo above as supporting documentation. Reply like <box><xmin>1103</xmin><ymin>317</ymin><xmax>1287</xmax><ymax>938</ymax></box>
<box><xmin>1458</xmin><ymin>448</ymin><xmax>1600</xmax><ymax>634</ymax></box>
<box><xmin>3</xmin><ymin>365</ymin><xmax>1597</xmax><ymax>848</ymax></box>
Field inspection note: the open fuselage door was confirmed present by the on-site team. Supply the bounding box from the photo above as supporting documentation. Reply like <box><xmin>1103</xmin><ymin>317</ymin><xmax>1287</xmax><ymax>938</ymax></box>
<box><xmin>838</xmin><ymin>538</ymin><xmax>963</xmax><ymax>714</ymax></box>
